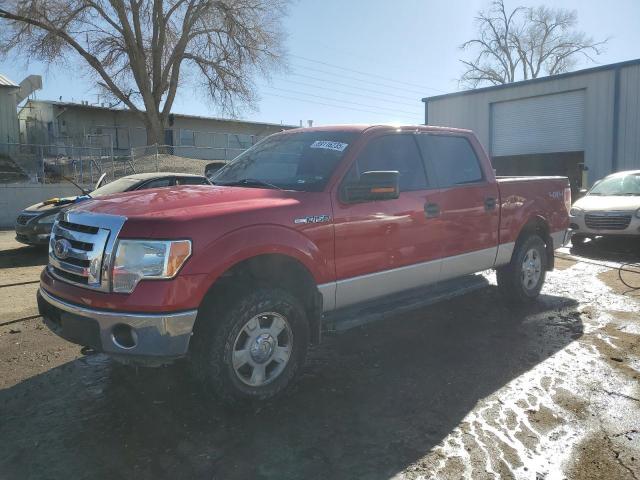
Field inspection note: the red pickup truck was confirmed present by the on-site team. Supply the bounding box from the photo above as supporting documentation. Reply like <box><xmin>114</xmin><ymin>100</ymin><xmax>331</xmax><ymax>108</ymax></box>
<box><xmin>38</xmin><ymin>125</ymin><xmax>571</xmax><ymax>402</ymax></box>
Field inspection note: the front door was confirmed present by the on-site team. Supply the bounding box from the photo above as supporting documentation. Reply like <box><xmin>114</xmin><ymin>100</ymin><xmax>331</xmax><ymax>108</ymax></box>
<box><xmin>416</xmin><ymin>133</ymin><xmax>499</xmax><ymax>280</ymax></box>
<box><xmin>333</xmin><ymin>133</ymin><xmax>445</xmax><ymax>309</ymax></box>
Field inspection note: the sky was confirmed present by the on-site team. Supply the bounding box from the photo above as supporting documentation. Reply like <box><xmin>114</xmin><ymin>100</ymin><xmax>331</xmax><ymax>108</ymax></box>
<box><xmin>1</xmin><ymin>0</ymin><xmax>639</xmax><ymax>127</ymax></box>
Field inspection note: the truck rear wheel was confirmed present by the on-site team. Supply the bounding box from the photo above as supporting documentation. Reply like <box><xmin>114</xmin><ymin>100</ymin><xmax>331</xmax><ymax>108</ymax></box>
<box><xmin>496</xmin><ymin>235</ymin><xmax>547</xmax><ymax>304</ymax></box>
<box><xmin>190</xmin><ymin>288</ymin><xmax>309</xmax><ymax>404</ymax></box>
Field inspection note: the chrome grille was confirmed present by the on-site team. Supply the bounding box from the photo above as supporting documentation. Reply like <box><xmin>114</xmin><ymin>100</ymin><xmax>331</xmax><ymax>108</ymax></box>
<box><xmin>47</xmin><ymin>211</ymin><xmax>126</xmax><ymax>291</ymax></box>
<box><xmin>16</xmin><ymin>212</ymin><xmax>39</xmax><ymax>225</ymax></box>
<box><xmin>585</xmin><ymin>212</ymin><xmax>632</xmax><ymax>231</ymax></box>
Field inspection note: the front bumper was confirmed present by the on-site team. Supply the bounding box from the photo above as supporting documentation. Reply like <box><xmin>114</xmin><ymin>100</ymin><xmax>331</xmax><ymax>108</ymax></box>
<box><xmin>15</xmin><ymin>223</ymin><xmax>51</xmax><ymax>245</ymax></box>
<box><xmin>569</xmin><ymin>213</ymin><xmax>640</xmax><ymax>237</ymax></box>
<box><xmin>38</xmin><ymin>287</ymin><xmax>198</xmax><ymax>363</ymax></box>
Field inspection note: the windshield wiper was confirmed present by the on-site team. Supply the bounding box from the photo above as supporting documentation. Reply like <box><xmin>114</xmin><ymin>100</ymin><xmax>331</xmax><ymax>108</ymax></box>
<box><xmin>217</xmin><ymin>178</ymin><xmax>283</xmax><ymax>190</ymax></box>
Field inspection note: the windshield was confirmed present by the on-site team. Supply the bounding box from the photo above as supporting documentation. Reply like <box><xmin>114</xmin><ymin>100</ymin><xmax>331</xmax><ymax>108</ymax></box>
<box><xmin>213</xmin><ymin>131</ymin><xmax>358</xmax><ymax>192</ymax></box>
<box><xmin>91</xmin><ymin>177</ymin><xmax>139</xmax><ymax>197</ymax></box>
<box><xmin>589</xmin><ymin>173</ymin><xmax>640</xmax><ymax>196</ymax></box>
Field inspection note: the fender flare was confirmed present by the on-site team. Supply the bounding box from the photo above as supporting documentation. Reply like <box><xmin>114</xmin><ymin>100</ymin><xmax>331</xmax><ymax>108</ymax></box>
<box><xmin>188</xmin><ymin>224</ymin><xmax>331</xmax><ymax>299</ymax></box>
<box><xmin>515</xmin><ymin>214</ymin><xmax>554</xmax><ymax>270</ymax></box>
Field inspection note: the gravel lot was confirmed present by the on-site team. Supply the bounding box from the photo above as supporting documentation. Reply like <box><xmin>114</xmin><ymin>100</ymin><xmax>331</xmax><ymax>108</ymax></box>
<box><xmin>0</xmin><ymin>231</ymin><xmax>639</xmax><ymax>480</ymax></box>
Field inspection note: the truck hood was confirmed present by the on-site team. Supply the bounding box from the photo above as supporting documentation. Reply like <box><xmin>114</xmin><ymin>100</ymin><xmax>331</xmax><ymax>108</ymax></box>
<box><xmin>574</xmin><ymin>194</ymin><xmax>640</xmax><ymax>212</ymax></box>
<box><xmin>70</xmin><ymin>185</ymin><xmax>303</xmax><ymax>220</ymax></box>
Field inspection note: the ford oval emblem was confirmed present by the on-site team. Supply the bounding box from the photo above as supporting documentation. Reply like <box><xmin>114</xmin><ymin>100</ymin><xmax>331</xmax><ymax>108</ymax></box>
<box><xmin>54</xmin><ymin>238</ymin><xmax>72</xmax><ymax>259</ymax></box>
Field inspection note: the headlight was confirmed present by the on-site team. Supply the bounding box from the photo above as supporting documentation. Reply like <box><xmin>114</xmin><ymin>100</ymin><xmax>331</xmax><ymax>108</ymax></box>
<box><xmin>569</xmin><ymin>207</ymin><xmax>584</xmax><ymax>217</ymax></box>
<box><xmin>37</xmin><ymin>212</ymin><xmax>58</xmax><ymax>225</ymax></box>
<box><xmin>112</xmin><ymin>239</ymin><xmax>191</xmax><ymax>293</ymax></box>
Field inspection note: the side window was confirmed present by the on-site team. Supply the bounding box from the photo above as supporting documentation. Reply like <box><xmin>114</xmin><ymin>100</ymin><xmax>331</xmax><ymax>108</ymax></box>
<box><xmin>180</xmin><ymin>129</ymin><xmax>195</xmax><ymax>146</ymax></box>
<box><xmin>175</xmin><ymin>177</ymin><xmax>209</xmax><ymax>186</ymax></box>
<box><xmin>139</xmin><ymin>178</ymin><xmax>172</xmax><ymax>190</ymax></box>
<box><xmin>345</xmin><ymin>135</ymin><xmax>428</xmax><ymax>192</ymax></box>
<box><xmin>417</xmin><ymin>135</ymin><xmax>483</xmax><ymax>187</ymax></box>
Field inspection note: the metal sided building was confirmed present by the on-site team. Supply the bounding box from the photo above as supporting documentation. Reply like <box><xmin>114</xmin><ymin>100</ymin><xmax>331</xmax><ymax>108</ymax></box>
<box><xmin>18</xmin><ymin>99</ymin><xmax>295</xmax><ymax>159</ymax></box>
<box><xmin>422</xmin><ymin>59</ymin><xmax>640</xmax><ymax>190</ymax></box>
<box><xmin>0</xmin><ymin>74</ymin><xmax>20</xmax><ymax>144</ymax></box>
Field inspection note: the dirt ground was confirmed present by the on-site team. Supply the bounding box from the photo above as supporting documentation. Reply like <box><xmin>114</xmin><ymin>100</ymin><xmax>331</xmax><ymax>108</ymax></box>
<box><xmin>0</xmin><ymin>231</ymin><xmax>639</xmax><ymax>480</ymax></box>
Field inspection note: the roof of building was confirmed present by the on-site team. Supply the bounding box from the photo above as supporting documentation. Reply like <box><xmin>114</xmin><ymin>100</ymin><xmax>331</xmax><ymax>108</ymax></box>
<box><xmin>0</xmin><ymin>74</ymin><xmax>19</xmax><ymax>88</ymax></box>
<box><xmin>28</xmin><ymin>99</ymin><xmax>296</xmax><ymax>129</ymax></box>
<box><xmin>422</xmin><ymin>58</ymin><xmax>640</xmax><ymax>103</ymax></box>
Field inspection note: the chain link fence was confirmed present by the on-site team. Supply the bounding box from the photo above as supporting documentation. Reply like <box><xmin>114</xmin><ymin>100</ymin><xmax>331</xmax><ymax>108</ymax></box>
<box><xmin>129</xmin><ymin>144</ymin><xmax>244</xmax><ymax>176</ymax></box>
<box><xmin>0</xmin><ymin>142</ymin><xmax>248</xmax><ymax>185</ymax></box>
<box><xmin>0</xmin><ymin>143</ymin><xmax>114</xmax><ymax>185</ymax></box>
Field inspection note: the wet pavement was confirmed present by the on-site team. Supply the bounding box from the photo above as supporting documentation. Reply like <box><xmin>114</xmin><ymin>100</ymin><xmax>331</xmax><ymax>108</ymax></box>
<box><xmin>0</xmin><ymin>231</ymin><xmax>639</xmax><ymax>479</ymax></box>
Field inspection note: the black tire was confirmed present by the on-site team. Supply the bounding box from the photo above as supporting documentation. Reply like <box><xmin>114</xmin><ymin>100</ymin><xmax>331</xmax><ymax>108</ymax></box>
<box><xmin>190</xmin><ymin>287</ymin><xmax>309</xmax><ymax>404</ymax></box>
<box><xmin>496</xmin><ymin>235</ymin><xmax>547</xmax><ymax>304</ymax></box>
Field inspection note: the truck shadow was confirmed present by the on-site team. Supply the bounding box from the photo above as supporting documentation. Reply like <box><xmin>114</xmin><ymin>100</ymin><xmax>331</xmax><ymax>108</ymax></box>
<box><xmin>0</xmin><ymin>287</ymin><xmax>581</xmax><ymax>480</ymax></box>
<box><xmin>0</xmin><ymin>244</ymin><xmax>48</xmax><ymax>269</ymax></box>
<box><xmin>570</xmin><ymin>236</ymin><xmax>640</xmax><ymax>264</ymax></box>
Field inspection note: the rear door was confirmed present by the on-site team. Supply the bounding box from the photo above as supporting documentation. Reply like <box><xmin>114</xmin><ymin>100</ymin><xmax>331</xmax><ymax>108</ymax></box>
<box><xmin>333</xmin><ymin>133</ymin><xmax>445</xmax><ymax>309</ymax></box>
<box><xmin>416</xmin><ymin>134</ymin><xmax>499</xmax><ymax>280</ymax></box>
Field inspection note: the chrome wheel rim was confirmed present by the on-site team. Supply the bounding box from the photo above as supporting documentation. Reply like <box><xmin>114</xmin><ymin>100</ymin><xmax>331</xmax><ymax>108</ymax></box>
<box><xmin>232</xmin><ymin>312</ymin><xmax>293</xmax><ymax>387</ymax></box>
<box><xmin>521</xmin><ymin>248</ymin><xmax>542</xmax><ymax>290</ymax></box>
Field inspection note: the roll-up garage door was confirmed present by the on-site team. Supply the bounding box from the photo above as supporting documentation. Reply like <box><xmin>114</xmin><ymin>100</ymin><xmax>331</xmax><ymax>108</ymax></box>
<box><xmin>491</xmin><ymin>90</ymin><xmax>585</xmax><ymax>156</ymax></box>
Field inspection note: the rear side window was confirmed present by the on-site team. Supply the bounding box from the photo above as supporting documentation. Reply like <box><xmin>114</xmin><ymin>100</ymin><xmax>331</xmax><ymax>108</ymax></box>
<box><xmin>346</xmin><ymin>134</ymin><xmax>428</xmax><ymax>192</ymax></box>
<box><xmin>176</xmin><ymin>176</ymin><xmax>210</xmax><ymax>186</ymax></box>
<box><xmin>417</xmin><ymin>135</ymin><xmax>483</xmax><ymax>187</ymax></box>
<box><xmin>139</xmin><ymin>178</ymin><xmax>172</xmax><ymax>189</ymax></box>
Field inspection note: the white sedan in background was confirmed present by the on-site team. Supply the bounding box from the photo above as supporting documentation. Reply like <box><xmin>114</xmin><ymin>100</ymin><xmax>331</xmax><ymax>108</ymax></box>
<box><xmin>569</xmin><ymin>170</ymin><xmax>640</xmax><ymax>244</ymax></box>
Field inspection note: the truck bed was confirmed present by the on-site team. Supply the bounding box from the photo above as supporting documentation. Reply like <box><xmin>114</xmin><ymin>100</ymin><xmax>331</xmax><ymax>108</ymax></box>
<box><xmin>495</xmin><ymin>174</ymin><xmax>570</xmax><ymax>250</ymax></box>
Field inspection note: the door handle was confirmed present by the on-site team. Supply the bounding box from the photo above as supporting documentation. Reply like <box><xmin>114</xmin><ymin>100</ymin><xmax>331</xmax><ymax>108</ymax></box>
<box><xmin>424</xmin><ymin>202</ymin><xmax>440</xmax><ymax>218</ymax></box>
<box><xmin>484</xmin><ymin>197</ymin><xmax>497</xmax><ymax>211</ymax></box>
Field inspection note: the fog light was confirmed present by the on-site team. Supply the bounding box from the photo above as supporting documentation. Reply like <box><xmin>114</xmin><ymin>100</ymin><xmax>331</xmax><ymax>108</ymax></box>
<box><xmin>111</xmin><ymin>324</ymin><xmax>138</xmax><ymax>349</ymax></box>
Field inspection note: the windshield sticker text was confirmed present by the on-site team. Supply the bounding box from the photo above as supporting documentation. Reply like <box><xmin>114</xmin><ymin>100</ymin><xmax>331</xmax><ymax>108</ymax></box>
<box><xmin>310</xmin><ymin>141</ymin><xmax>349</xmax><ymax>152</ymax></box>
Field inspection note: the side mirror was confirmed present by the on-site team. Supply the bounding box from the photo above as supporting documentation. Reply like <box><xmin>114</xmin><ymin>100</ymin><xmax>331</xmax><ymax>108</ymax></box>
<box><xmin>579</xmin><ymin>188</ymin><xmax>588</xmax><ymax>194</ymax></box>
<box><xmin>342</xmin><ymin>170</ymin><xmax>400</xmax><ymax>203</ymax></box>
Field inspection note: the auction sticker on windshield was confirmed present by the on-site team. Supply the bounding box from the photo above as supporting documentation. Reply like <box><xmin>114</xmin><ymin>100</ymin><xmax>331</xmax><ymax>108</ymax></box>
<box><xmin>310</xmin><ymin>140</ymin><xmax>349</xmax><ymax>152</ymax></box>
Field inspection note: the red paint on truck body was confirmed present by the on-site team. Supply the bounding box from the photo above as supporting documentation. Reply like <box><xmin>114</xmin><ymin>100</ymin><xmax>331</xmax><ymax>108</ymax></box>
<box><xmin>40</xmin><ymin>125</ymin><xmax>569</xmax><ymax>313</ymax></box>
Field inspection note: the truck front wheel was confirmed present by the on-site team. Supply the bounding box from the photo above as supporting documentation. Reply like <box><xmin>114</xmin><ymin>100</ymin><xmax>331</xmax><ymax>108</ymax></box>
<box><xmin>496</xmin><ymin>235</ymin><xmax>547</xmax><ymax>304</ymax></box>
<box><xmin>190</xmin><ymin>288</ymin><xmax>309</xmax><ymax>403</ymax></box>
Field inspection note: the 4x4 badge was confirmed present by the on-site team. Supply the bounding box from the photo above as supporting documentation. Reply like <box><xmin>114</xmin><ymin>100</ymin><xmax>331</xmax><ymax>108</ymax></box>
<box><xmin>294</xmin><ymin>215</ymin><xmax>330</xmax><ymax>225</ymax></box>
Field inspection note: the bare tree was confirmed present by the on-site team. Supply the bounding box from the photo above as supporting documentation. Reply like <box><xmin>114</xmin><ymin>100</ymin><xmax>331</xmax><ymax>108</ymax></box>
<box><xmin>460</xmin><ymin>0</ymin><xmax>607</xmax><ymax>88</ymax></box>
<box><xmin>0</xmin><ymin>0</ymin><xmax>288</xmax><ymax>144</ymax></box>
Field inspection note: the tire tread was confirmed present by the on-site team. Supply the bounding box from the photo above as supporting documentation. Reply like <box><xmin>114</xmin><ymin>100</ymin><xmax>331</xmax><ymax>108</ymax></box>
<box><xmin>496</xmin><ymin>235</ymin><xmax>547</xmax><ymax>304</ymax></box>
<box><xmin>190</xmin><ymin>288</ymin><xmax>308</xmax><ymax>404</ymax></box>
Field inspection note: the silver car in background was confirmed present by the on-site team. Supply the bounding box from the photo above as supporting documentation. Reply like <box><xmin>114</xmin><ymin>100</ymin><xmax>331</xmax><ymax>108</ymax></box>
<box><xmin>15</xmin><ymin>172</ymin><xmax>212</xmax><ymax>246</ymax></box>
<box><xmin>569</xmin><ymin>170</ymin><xmax>640</xmax><ymax>244</ymax></box>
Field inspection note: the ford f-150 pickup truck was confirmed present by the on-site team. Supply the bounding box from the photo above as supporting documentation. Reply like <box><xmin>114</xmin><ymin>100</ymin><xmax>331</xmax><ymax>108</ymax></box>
<box><xmin>37</xmin><ymin>125</ymin><xmax>571</xmax><ymax>402</ymax></box>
